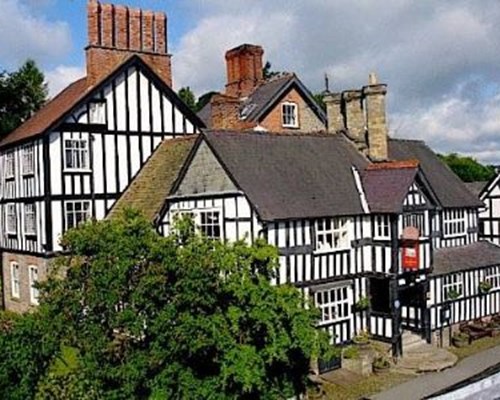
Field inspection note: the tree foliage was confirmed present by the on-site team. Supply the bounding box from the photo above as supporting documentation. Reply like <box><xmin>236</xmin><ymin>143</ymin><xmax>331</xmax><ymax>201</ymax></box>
<box><xmin>0</xmin><ymin>59</ymin><xmax>48</xmax><ymax>136</ymax></box>
<box><xmin>438</xmin><ymin>153</ymin><xmax>496</xmax><ymax>182</ymax></box>
<box><xmin>0</xmin><ymin>209</ymin><xmax>332</xmax><ymax>399</ymax></box>
<box><xmin>262</xmin><ymin>61</ymin><xmax>281</xmax><ymax>80</ymax></box>
<box><xmin>178</xmin><ymin>86</ymin><xmax>197</xmax><ymax>112</ymax></box>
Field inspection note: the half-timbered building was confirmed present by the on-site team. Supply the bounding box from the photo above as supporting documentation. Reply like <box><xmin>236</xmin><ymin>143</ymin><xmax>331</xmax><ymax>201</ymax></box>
<box><xmin>0</xmin><ymin>1</ymin><xmax>203</xmax><ymax>311</ymax></box>
<box><xmin>115</xmin><ymin>75</ymin><xmax>500</xmax><ymax>357</ymax></box>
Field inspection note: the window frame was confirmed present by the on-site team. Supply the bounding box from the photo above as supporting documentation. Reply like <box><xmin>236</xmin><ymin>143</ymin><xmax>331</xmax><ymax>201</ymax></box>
<box><xmin>5</xmin><ymin>151</ymin><xmax>15</xmax><ymax>179</ymax></box>
<box><xmin>24</xmin><ymin>203</ymin><xmax>36</xmax><ymax>236</ymax></box>
<box><xmin>6</xmin><ymin>203</ymin><xmax>17</xmax><ymax>235</ymax></box>
<box><xmin>63</xmin><ymin>137</ymin><xmax>90</xmax><ymax>172</ymax></box>
<box><xmin>198</xmin><ymin>209</ymin><xmax>222</xmax><ymax>240</ymax></box>
<box><xmin>374</xmin><ymin>215</ymin><xmax>390</xmax><ymax>240</ymax></box>
<box><xmin>65</xmin><ymin>200</ymin><xmax>92</xmax><ymax>230</ymax></box>
<box><xmin>443</xmin><ymin>209</ymin><xmax>466</xmax><ymax>238</ymax></box>
<box><xmin>21</xmin><ymin>144</ymin><xmax>34</xmax><ymax>175</ymax></box>
<box><xmin>88</xmin><ymin>101</ymin><xmax>106</xmax><ymax>124</ymax></box>
<box><xmin>29</xmin><ymin>265</ymin><xmax>39</xmax><ymax>305</ymax></box>
<box><xmin>313</xmin><ymin>283</ymin><xmax>352</xmax><ymax>325</ymax></box>
<box><xmin>171</xmin><ymin>208</ymin><xmax>223</xmax><ymax>240</ymax></box>
<box><xmin>485</xmin><ymin>266</ymin><xmax>500</xmax><ymax>290</ymax></box>
<box><xmin>281</xmin><ymin>102</ymin><xmax>299</xmax><ymax>128</ymax></box>
<box><xmin>442</xmin><ymin>273</ymin><xmax>463</xmax><ymax>301</ymax></box>
<box><xmin>315</xmin><ymin>217</ymin><xmax>350</xmax><ymax>253</ymax></box>
<box><xmin>10</xmin><ymin>262</ymin><xmax>20</xmax><ymax>299</ymax></box>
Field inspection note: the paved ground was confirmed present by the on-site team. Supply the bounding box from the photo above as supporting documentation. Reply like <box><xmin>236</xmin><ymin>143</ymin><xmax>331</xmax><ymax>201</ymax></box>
<box><xmin>395</xmin><ymin>342</ymin><xmax>457</xmax><ymax>374</ymax></box>
<box><xmin>370</xmin><ymin>345</ymin><xmax>500</xmax><ymax>400</ymax></box>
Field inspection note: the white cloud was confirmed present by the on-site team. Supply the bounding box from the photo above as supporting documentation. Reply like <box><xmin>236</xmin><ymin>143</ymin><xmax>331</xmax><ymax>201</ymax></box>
<box><xmin>171</xmin><ymin>0</ymin><xmax>500</xmax><ymax>161</ymax></box>
<box><xmin>45</xmin><ymin>65</ymin><xmax>85</xmax><ymax>97</ymax></box>
<box><xmin>0</xmin><ymin>0</ymin><xmax>72</xmax><ymax>68</ymax></box>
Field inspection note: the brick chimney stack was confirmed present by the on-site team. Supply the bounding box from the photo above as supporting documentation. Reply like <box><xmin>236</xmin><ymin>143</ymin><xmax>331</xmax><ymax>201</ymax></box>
<box><xmin>86</xmin><ymin>0</ymin><xmax>171</xmax><ymax>87</ymax></box>
<box><xmin>225</xmin><ymin>44</ymin><xmax>264</xmax><ymax>98</ymax></box>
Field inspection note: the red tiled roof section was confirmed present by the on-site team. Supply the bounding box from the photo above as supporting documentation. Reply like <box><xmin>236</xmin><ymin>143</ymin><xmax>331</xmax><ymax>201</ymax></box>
<box><xmin>0</xmin><ymin>77</ymin><xmax>88</xmax><ymax>147</ymax></box>
<box><xmin>366</xmin><ymin>159</ymin><xmax>420</xmax><ymax>170</ymax></box>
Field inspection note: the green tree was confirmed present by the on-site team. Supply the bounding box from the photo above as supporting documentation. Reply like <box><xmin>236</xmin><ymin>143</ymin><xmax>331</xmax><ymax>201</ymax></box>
<box><xmin>0</xmin><ymin>59</ymin><xmax>48</xmax><ymax>136</ymax></box>
<box><xmin>438</xmin><ymin>153</ymin><xmax>496</xmax><ymax>182</ymax></box>
<box><xmin>178</xmin><ymin>86</ymin><xmax>196</xmax><ymax>112</ymax></box>
<box><xmin>196</xmin><ymin>90</ymin><xmax>218</xmax><ymax>112</ymax></box>
<box><xmin>0</xmin><ymin>209</ymin><xmax>332</xmax><ymax>399</ymax></box>
<box><xmin>263</xmin><ymin>61</ymin><xmax>280</xmax><ymax>80</ymax></box>
<box><xmin>313</xmin><ymin>92</ymin><xmax>326</xmax><ymax>112</ymax></box>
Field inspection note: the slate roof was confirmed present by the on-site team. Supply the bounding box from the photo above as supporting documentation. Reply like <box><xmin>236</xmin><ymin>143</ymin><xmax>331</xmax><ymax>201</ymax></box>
<box><xmin>0</xmin><ymin>77</ymin><xmax>88</xmax><ymax>147</ymax></box>
<box><xmin>388</xmin><ymin>139</ymin><xmax>483</xmax><ymax>208</ymax></box>
<box><xmin>465</xmin><ymin>181</ymin><xmax>488</xmax><ymax>198</ymax></box>
<box><xmin>110</xmin><ymin>136</ymin><xmax>197</xmax><ymax>222</ymax></box>
<box><xmin>362</xmin><ymin>162</ymin><xmax>419</xmax><ymax>213</ymax></box>
<box><xmin>197</xmin><ymin>74</ymin><xmax>327</xmax><ymax>128</ymax></box>
<box><xmin>432</xmin><ymin>241</ymin><xmax>500</xmax><ymax>275</ymax></box>
<box><xmin>203</xmin><ymin>131</ymin><xmax>368</xmax><ymax>221</ymax></box>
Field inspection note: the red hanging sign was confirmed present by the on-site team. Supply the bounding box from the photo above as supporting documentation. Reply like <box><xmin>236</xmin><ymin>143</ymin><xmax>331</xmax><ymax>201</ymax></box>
<box><xmin>402</xmin><ymin>226</ymin><xmax>419</xmax><ymax>271</ymax></box>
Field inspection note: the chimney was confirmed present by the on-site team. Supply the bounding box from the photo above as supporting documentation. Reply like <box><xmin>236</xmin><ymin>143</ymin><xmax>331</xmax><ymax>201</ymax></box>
<box><xmin>225</xmin><ymin>44</ymin><xmax>264</xmax><ymax>98</ymax></box>
<box><xmin>85</xmin><ymin>1</ymin><xmax>172</xmax><ymax>87</ymax></box>
<box><xmin>324</xmin><ymin>92</ymin><xmax>344</xmax><ymax>133</ymax></box>
<box><xmin>363</xmin><ymin>73</ymin><xmax>388</xmax><ymax>161</ymax></box>
<box><xmin>342</xmin><ymin>89</ymin><xmax>365</xmax><ymax>144</ymax></box>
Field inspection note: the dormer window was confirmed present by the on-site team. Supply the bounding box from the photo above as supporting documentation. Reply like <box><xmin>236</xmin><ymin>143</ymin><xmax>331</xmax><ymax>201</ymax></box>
<box><xmin>89</xmin><ymin>101</ymin><xmax>106</xmax><ymax>124</ymax></box>
<box><xmin>282</xmin><ymin>102</ymin><xmax>298</xmax><ymax>128</ymax></box>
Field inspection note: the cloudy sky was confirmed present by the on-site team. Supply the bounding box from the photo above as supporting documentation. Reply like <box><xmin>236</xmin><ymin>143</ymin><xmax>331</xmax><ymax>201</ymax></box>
<box><xmin>1</xmin><ymin>0</ymin><xmax>500</xmax><ymax>163</ymax></box>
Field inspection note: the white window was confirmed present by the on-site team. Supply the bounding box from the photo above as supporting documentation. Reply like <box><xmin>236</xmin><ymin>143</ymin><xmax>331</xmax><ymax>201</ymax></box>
<box><xmin>6</xmin><ymin>203</ymin><xmax>17</xmax><ymax>234</ymax></box>
<box><xmin>282</xmin><ymin>102</ymin><xmax>298</xmax><ymax>128</ymax></box>
<box><xmin>442</xmin><ymin>273</ymin><xmax>463</xmax><ymax>300</ymax></box>
<box><xmin>10</xmin><ymin>262</ymin><xmax>20</xmax><ymax>299</ymax></box>
<box><xmin>402</xmin><ymin>212</ymin><xmax>425</xmax><ymax>236</ymax></box>
<box><xmin>64</xmin><ymin>138</ymin><xmax>89</xmax><ymax>171</ymax></box>
<box><xmin>65</xmin><ymin>201</ymin><xmax>91</xmax><ymax>230</ymax></box>
<box><xmin>29</xmin><ymin>265</ymin><xmax>39</xmax><ymax>305</ymax></box>
<box><xmin>199</xmin><ymin>210</ymin><xmax>222</xmax><ymax>239</ymax></box>
<box><xmin>24</xmin><ymin>203</ymin><xmax>36</xmax><ymax>235</ymax></box>
<box><xmin>172</xmin><ymin>209</ymin><xmax>222</xmax><ymax>240</ymax></box>
<box><xmin>314</xmin><ymin>284</ymin><xmax>351</xmax><ymax>325</ymax></box>
<box><xmin>485</xmin><ymin>266</ymin><xmax>500</xmax><ymax>290</ymax></box>
<box><xmin>374</xmin><ymin>215</ymin><xmax>390</xmax><ymax>239</ymax></box>
<box><xmin>315</xmin><ymin>217</ymin><xmax>350</xmax><ymax>252</ymax></box>
<box><xmin>5</xmin><ymin>151</ymin><xmax>15</xmax><ymax>178</ymax></box>
<box><xmin>89</xmin><ymin>102</ymin><xmax>106</xmax><ymax>124</ymax></box>
<box><xmin>21</xmin><ymin>144</ymin><xmax>34</xmax><ymax>175</ymax></box>
<box><xmin>443</xmin><ymin>209</ymin><xmax>466</xmax><ymax>237</ymax></box>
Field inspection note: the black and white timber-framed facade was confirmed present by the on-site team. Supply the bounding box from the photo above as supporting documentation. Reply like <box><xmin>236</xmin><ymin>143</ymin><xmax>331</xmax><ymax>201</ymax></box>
<box><xmin>0</xmin><ymin>0</ymin><xmax>204</xmax><ymax>312</ymax></box>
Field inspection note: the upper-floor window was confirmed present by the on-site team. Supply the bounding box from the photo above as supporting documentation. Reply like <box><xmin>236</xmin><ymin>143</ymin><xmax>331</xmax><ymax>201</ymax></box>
<box><xmin>402</xmin><ymin>212</ymin><xmax>425</xmax><ymax>236</ymax></box>
<box><xmin>65</xmin><ymin>201</ymin><xmax>91</xmax><ymax>230</ymax></box>
<box><xmin>199</xmin><ymin>210</ymin><xmax>222</xmax><ymax>239</ymax></box>
<box><xmin>24</xmin><ymin>203</ymin><xmax>36</xmax><ymax>235</ymax></box>
<box><xmin>10</xmin><ymin>262</ymin><xmax>20</xmax><ymax>298</ymax></box>
<box><xmin>64</xmin><ymin>138</ymin><xmax>89</xmax><ymax>171</ymax></box>
<box><xmin>374</xmin><ymin>215</ymin><xmax>390</xmax><ymax>239</ymax></box>
<box><xmin>316</xmin><ymin>217</ymin><xmax>350</xmax><ymax>252</ymax></box>
<box><xmin>29</xmin><ymin>265</ymin><xmax>39</xmax><ymax>305</ymax></box>
<box><xmin>172</xmin><ymin>209</ymin><xmax>222</xmax><ymax>240</ymax></box>
<box><xmin>89</xmin><ymin>101</ymin><xmax>106</xmax><ymax>124</ymax></box>
<box><xmin>6</xmin><ymin>203</ymin><xmax>17</xmax><ymax>234</ymax></box>
<box><xmin>21</xmin><ymin>144</ymin><xmax>34</xmax><ymax>175</ymax></box>
<box><xmin>443</xmin><ymin>209</ymin><xmax>466</xmax><ymax>237</ymax></box>
<box><xmin>314</xmin><ymin>284</ymin><xmax>351</xmax><ymax>325</ymax></box>
<box><xmin>485</xmin><ymin>266</ymin><xmax>500</xmax><ymax>290</ymax></box>
<box><xmin>5</xmin><ymin>151</ymin><xmax>15</xmax><ymax>178</ymax></box>
<box><xmin>443</xmin><ymin>273</ymin><xmax>463</xmax><ymax>301</ymax></box>
<box><xmin>282</xmin><ymin>102</ymin><xmax>298</xmax><ymax>128</ymax></box>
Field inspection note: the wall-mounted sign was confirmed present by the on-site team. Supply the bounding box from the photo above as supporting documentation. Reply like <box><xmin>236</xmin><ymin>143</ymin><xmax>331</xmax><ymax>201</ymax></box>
<box><xmin>402</xmin><ymin>226</ymin><xmax>419</xmax><ymax>271</ymax></box>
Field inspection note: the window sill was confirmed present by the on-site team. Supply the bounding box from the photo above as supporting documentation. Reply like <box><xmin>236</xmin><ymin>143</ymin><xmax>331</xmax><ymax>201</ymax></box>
<box><xmin>22</xmin><ymin>172</ymin><xmax>35</xmax><ymax>177</ymax></box>
<box><xmin>282</xmin><ymin>124</ymin><xmax>300</xmax><ymax>129</ymax></box>
<box><xmin>6</xmin><ymin>232</ymin><xmax>17</xmax><ymax>237</ymax></box>
<box><xmin>313</xmin><ymin>247</ymin><xmax>350</xmax><ymax>255</ymax></box>
<box><xmin>317</xmin><ymin>318</ymin><xmax>350</xmax><ymax>326</ymax></box>
<box><xmin>5</xmin><ymin>176</ymin><xmax>15</xmax><ymax>181</ymax></box>
<box><xmin>443</xmin><ymin>233</ymin><xmax>466</xmax><ymax>239</ymax></box>
<box><xmin>25</xmin><ymin>233</ymin><xmax>37</xmax><ymax>238</ymax></box>
<box><xmin>63</xmin><ymin>168</ymin><xmax>92</xmax><ymax>175</ymax></box>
